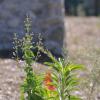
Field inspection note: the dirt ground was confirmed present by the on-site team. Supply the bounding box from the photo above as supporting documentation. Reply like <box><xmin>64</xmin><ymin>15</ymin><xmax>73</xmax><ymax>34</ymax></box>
<box><xmin>0</xmin><ymin>17</ymin><xmax>100</xmax><ymax>100</ymax></box>
<box><xmin>65</xmin><ymin>17</ymin><xmax>100</xmax><ymax>64</ymax></box>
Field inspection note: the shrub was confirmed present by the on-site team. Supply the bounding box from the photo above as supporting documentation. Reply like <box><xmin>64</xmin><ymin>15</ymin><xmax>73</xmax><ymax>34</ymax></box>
<box><xmin>14</xmin><ymin>15</ymin><xmax>83</xmax><ymax>100</ymax></box>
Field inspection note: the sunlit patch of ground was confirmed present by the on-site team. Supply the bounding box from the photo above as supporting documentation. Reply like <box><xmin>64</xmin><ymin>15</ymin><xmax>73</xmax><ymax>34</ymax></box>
<box><xmin>65</xmin><ymin>17</ymin><xmax>100</xmax><ymax>65</ymax></box>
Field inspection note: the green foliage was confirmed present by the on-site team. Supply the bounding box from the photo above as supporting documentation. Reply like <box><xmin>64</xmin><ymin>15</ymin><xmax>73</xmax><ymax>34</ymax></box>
<box><xmin>14</xmin><ymin>15</ymin><xmax>44</xmax><ymax>100</ymax></box>
<box><xmin>14</xmin><ymin>16</ymin><xmax>83</xmax><ymax>100</ymax></box>
<box><xmin>42</xmin><ymin>49</ymin><xmax>83</xmax><ymax>100</ymax></box>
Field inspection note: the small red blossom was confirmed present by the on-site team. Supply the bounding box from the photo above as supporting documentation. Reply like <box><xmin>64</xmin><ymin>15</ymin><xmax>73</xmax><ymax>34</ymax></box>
<box><xmin>44</xmin><ymin>71</ymin><xmax>56</xmax><ymax>91</ymax></box>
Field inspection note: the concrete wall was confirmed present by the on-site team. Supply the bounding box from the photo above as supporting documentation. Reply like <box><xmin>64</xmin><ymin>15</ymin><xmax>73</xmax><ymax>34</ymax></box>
<box><xmin>0</xmin><ymin>0</ymin><xmax>65</xmax><ymax>56</ymax></box>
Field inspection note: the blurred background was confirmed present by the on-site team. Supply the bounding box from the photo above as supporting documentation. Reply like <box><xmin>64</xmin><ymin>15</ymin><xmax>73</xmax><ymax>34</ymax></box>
<box><xmin>0</xmin><ymin>0</ymin><xmax>100</xmax><ymax>100</ymax></box>
<box><xmin>64</xmin><ymin>0</ymin><xmax>100</xmax><ymax>100</ymax></box>
<box><xmin>65</xmin><ymin>0</ymin><xmax>100</xmax><ymax>16</ymax></box>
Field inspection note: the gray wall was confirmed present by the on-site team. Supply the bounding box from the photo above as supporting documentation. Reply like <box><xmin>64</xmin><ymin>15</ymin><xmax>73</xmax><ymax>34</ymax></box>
<box><xmin>0</xmin><ymin>0</ymin><xmax>65</xmax><ymax>55</ymax></box>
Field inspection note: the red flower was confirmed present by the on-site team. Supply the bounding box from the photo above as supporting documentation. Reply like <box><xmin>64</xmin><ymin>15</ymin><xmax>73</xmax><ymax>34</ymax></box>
<box><xmin>44</xmin><ymin>71</ymin><xmax>56</xmax><ymax>91</ymax></box>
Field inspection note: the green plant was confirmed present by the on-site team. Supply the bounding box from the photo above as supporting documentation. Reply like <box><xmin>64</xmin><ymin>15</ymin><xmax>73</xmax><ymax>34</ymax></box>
<box><xmin>38</xmin><ymin>47</ymin><xmax>83</xmax><ymax>100</ymax></box>
<box><xmin>14</xmin><ymin>15</ymin><xmax>83</xmax><ymax>100</ymax></box>
<box><xmin>14</xmin><ymin>15</ymin><xmax>44</xmax><ymax>100</ymax></box>
<box><xmin>20</xmin><ymin>34</ymin><xmax>44</xmax><ymax>100</ymax></box>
